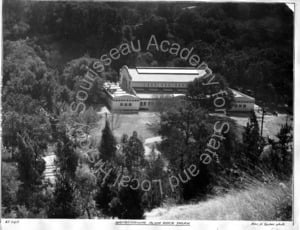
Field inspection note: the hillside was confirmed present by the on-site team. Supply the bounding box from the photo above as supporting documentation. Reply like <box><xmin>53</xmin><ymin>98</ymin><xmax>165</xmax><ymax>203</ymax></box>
<box><xmin>145</xmin><ymin>179</ymin><xmax>292</xmax><ymax>220</ymax></box>
<box><xmin>2</xmin><ymin>0</ymin><xmax>294</xmax><ymax>219</ymax></box>
<box><xmin>3</xmin><ymin>1</ymin><xmax>293</xmax><ymax>110</ymax></box>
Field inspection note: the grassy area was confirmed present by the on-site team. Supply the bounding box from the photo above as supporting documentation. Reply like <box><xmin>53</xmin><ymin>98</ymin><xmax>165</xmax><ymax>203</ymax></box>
<box><xmin>89</xmin><ymin>111</ymin><xmax>160</xmax><ymax>146</ymax></box>
<box><xmin>111</xmin><ymin>112</ymin><xmax>160</xmax><ymax>142</ymax></box>
<box><xmin>145</xmin><ymin>179</ymin><xmax>292</xmax><ymax>220</ymax></box>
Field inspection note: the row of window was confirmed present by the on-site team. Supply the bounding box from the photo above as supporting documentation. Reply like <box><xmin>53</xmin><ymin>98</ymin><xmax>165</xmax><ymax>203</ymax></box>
<box><xmin>114</xmin><ymin>99</ymin><xmax>139</xmax><ymax>102</ymax></box>
<box><xmin>234</xmin><ymin>101</ymin><xmax>253</xmax><ymax>104</ymax></box>
<box><xmin>118</xmin><ymin>101</ymin><xmax>248</xmax><ymax>108</ymax></box>
<box><xmin>135</xmin><ymin>82</ymin><xmax>187</xmax><ymax>87</ymax></box>
<box><xmin>120</xmin><ymin>103</ymin><xmax>132</xmax><ymax>106</ymax></box>
<box><xmin>119</xmin><ymin>101</ymin><xmax>155</xmax><ymax>107</ymax></box>
<box><xmin>233</xmin><ymin>104</ymin><xmax>247</xmax><ymax>108</ymax></box>
<box><xmin>135</xmin><ymin>89</ymin><xmax>186</xmax><ymax>93</ymax></box>
<box><xmin>140</xmin><ymin>101</ymin><xmax>155</xmax><ymax>106</ymax></box>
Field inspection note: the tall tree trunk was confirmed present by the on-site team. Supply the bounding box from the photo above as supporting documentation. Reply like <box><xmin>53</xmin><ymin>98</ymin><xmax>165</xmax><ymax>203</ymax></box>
<box><xmin>86</xmin><ymin>207</ymin><xmax>91</xmax><ymax>219</ymax></box>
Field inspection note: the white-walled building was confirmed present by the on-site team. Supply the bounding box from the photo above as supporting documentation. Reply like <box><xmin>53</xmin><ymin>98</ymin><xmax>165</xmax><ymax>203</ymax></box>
<box><xmin>120</xmin><ymin>66</ymin><xmax>206</xmax><ymax>93</ymax></box>
<box><xmin>103</xmin><ymin>82</ymin><xmax>140</xmax><ymax>112</ymax></box>
<box><xmin>104</xmin><ymin>66</ymin><xmax>255</xmax><ymax>112</ymax></box>
<box><xmin>229</xmin><ymin>89</ymin><xmax>255</xmax><ymax>112</ymax></box>
<box><xmin>136</xmin><ymin>92</ymin><xmax>185</xmax><ymax>110</ymax></box>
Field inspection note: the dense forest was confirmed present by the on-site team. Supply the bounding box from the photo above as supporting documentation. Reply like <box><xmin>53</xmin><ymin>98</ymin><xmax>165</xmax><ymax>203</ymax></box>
<box><xmin>3</xmin><ymin>0</ymin><xmax>293</xmax><ymax>108</ymax></box>
<box><xmin>2</xmin><ymin>0</ymin><xmax>293</xmax><ymax>219</ymax></box>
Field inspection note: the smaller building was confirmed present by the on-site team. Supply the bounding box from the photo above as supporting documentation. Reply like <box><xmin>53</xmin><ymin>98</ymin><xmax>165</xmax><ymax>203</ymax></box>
<box><xmin>103</xmin><ymin>82</ymin><xmax>140</xmax><ymax>112</ymax></box>
<box><xmin>230</xmin><ymin>89</ymin><xmax>255</xmax><ymax>112</ymax></box>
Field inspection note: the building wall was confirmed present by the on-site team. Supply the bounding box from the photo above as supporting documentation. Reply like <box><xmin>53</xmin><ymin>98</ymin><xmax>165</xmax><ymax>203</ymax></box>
<box><xmin>132</xmin><ymin>81</ymin><xmax>188</xmax><ymax>89</ymax></box>
<box><xmin>132</xmin><ymin>82</ymin><xmax>187</xmax><ymax>94</ymax></box>
<box><xmin>139</xmin><ymin>99</ymin><xmax>156</xmax><ymax>110</ymax></box>
<box><xmin>230</xmin><ymin>101</ymin><xmax>254</xmax><ymax>112</ymax></box>
<box><xmin>110</xmin><ymin>96</ymin><xmax>140</xmax><ymax>111</ymax></box>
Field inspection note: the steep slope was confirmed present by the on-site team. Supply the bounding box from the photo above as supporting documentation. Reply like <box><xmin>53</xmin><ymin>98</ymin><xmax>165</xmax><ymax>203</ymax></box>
<box><xmin>145</xmin><ymin>181</ymin><xmax>292</xmax><ymax>220</ymax></box>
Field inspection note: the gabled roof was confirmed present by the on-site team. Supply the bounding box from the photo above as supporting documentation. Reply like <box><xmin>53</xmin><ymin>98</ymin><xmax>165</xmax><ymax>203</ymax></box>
<box><xmin>230</xmin><ymin>88</ymin><xmax>255</xmax><ymax>101</ymax></box>
<box><xmin>125</xmin><ymin>66</ymin><xmax>206</xmax><ymax>83</ymax></box>
<box><xmin>136</xmin><ymin>92</ymin><xmax>185</xmax><ymax>99</ymax></box>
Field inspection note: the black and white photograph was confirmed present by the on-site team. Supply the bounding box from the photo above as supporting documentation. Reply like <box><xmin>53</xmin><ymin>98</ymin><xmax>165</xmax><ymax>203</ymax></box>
<box><xmin>0</xmin><ymin>0</ymin><xmax>297</xmax><ymax>227</ymax></box>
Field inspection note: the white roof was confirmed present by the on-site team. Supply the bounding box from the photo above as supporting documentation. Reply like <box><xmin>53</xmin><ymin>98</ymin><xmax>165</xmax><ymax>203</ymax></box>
<box><xmin>136</xmin><ymin>68</ymin><xmax>201</xmax><ymax>74</ymax></box>
<box><xmin>136</xmin><ymin>93</ymin><xmax>185</xmax><ymax>99</ymax></box>
<box><xmin>230</xmin><ymin>88</ymin><xmax>255</xmax><ymax>101</ymax></box>
<box><xmin>127</xmin><ymin>67</ymin><xmax>206</xmax><ymax>83</ymax></box>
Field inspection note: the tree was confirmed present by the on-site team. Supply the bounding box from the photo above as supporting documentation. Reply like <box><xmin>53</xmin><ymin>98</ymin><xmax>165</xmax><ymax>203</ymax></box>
<box><xmin>99</xmin><ymin>120</ymin><xmax>117</xmax><ymax>162</ymax></box>
<box><xmin>85</xmin><ymin>77</ymin><xmax>106</xmax><ymax>105</ymax></box>
<box><xmin>55</xmin><ymin>131</ymin><xmax>79</xmax><ymax>178</ymax></box>
<box><xmin>95</xmin><ymin>131</ymin><xmax>146</xmax><ymax>218</ymax></box>
<box><xmin>48</xmin><ymin>127</ymin><xmax>81</xmax><ymax>218</ymax></box>
<box><xmin>94</xmin><ymin>165</ymin><xmax>119</xmax><ymax>217</ymax></box>
<box><xmin>47</xmin><ymin>174</ymin><xmax>81</xmax><ymax>218</ymax></box>
<box><xmin>1</xmin><ymin>162</ymin><xmax>20</xmax><ymax>215</ymax></box>
<box><xmin>16</xmin><ymin>133</ymin><xmax>46</xmax><ymax>209</ymax></box>
<box><xmin>95</xmin><ymin>122</ymin><xmax>119</xmax><ymax>217</ymax></box>
<box><xmin>144</xmin><ymin>148</ymin><xmax>166</xmax><ymax>209</ymax></box>
<box><xmin>3</xmin><ymin>0</ymin><xmax>29</xmax><ymax>40</ymax></box>
<box><xmin>123</xmin><ymin>131</ymin><xmax>146</xmax><ymax>174</ymax></box>
<box><xmin>187</xmin><ymin>73</ymin><xmax>233</xmax><ymax>111</ymax></box>
<box><xmin>75</xmin><ymin>165</ymin><xmax>97</xmax><ymax>218</ymax></box>
<box><xmin>116</xmin><ymin>185</ymin><xmax>144</xmax><ymax>219</ymax></box>
<box><xmin>242</xmin><ymin>111</ymin><xmax>263</xmax><ymax>169</ymax></box>
<box><xmin>135</xmin><ymin>15</ymin><xmax>168</xmax><ymax>44</ymax></box>
<box><xmin>159</xmin><ymin>101</ymin><xmax>209</xmax><ymax>170</ymax></box>
<box><xmin>136</xmin><ymin>52</ymin><xmax>158</xmax><ymax>67</ymax></box>
<box><xmin>96</xmin><ymin>174</ymin><xmax>145</xmax><ymax>219</ymax></box>
<box><xmin>269</xmin><ymin>123</ymin><xmax>293</xmax><ymax>178</ymax></box>
<box><xmin>159</xmin><ymin>101</ymin><xmax>218</xmax><ymax>201</ymax></box>
<box><xmin>2</xmin><ymin>0</ymin><xmax>294</xmax><ymax>218</ymax></box>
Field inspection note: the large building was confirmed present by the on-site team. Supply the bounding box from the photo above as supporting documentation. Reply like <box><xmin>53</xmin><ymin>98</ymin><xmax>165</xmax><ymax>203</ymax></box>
<box><xmin>120</xmin><ymin>65</ymin><xmax>207</xmax><ymax>93</ymax></box>
<box><xmin>119</xmin><ymin>66</ymin><xmax>206</xmax><ymax>110</ymax></box>
<box><xmin>104</xmin><ymin>65</ymin><xmax>254</xmax><ymax>112</ymax></box>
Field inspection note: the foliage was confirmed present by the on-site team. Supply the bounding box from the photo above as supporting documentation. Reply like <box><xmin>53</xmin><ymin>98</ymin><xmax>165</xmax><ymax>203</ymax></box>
<box><xmin>94</xmin><ymin>164</ymin><xmax>119</xmax><ymax>217</ymax></box>
<box><xmin>99</xmin><ymin>120</ymin><xmax>117</xmax><ymax>162</ymax></box>
<box><xmin>55</xmin><ymin>130</ymin><xmax>79</xmax><ymax>178</ymax></box>
<box><xmin>75</xmin><ymin>165</ymin><xmax>97</xmax><ymax>218</ymax></box>
<box><xmin>267</xmin><ymin>123</ymin><xmax>293</xmax><ymax>179</ymax></box>
<box><xmin>4</xmin><ymin>1</ymin><xmax>293</xmax><ymax>108</ymax></box>
<box><xmin>115</xmin><ymin>185</ymin><xmax>145</xmax><ymax>219</ymax></box>
<box><xmin>242</xmin><ymin>111</ymin><xmax>263</xmax><ymax>168</ymax></box>
<box><xmin>187</xmin><ymin>73</ymin><xmax>234</xmax><ymax>111</ymax></box>
<box><xmin>122</xmin><ymin>131</ymin><xmax>146</xmax><ymax>174</ymax></box>
<box><xmin>95</xmin><ymin>131</ymin><xmax>146</xmax><ymax>218</ymax></box>
<box><xmin>2</xmin><ymin>0</ymin><xmax>294</xmax><ymax>218</ymax></box>
<box><xmin>47</xmin><ymin>174</ymin><xmax>81</xmax><ymax>218</ymax></box>
<box><xmin>143</xmin><ymin>148</ymin><xmax>166</xmax><ymax>209</ymax></box>
<box><xmin>15</xmin><ymin>133</ymin><xmax>46</xmax><ymax>209</ymax></box>
<box><xmin>1</xmin><ymin>162</ymin><xmax>21</xmax><ymax>213</ymax></box>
